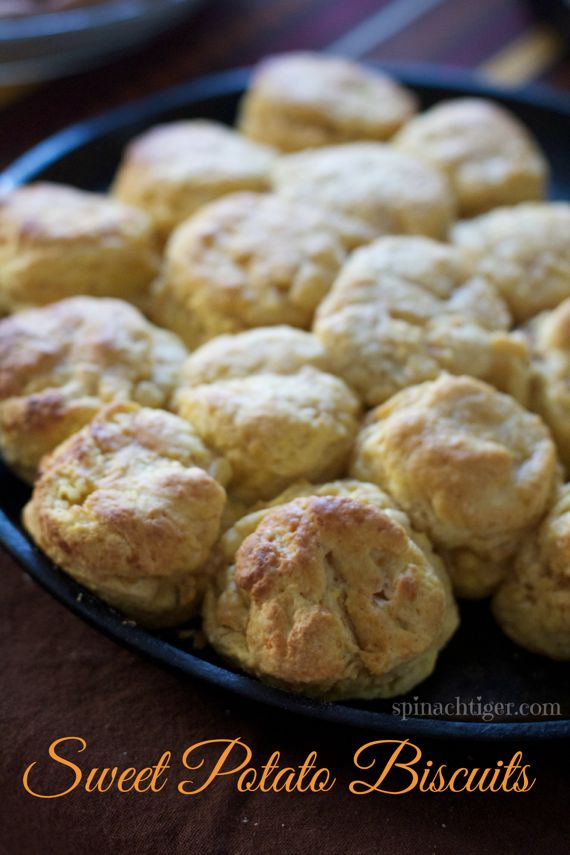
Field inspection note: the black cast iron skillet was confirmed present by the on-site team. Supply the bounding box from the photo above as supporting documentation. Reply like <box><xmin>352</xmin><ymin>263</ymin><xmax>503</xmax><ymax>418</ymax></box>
<box><xmin>1</xmin><ymin>65</ymin><xmax>569</xmax><ymax>739</ymax></box>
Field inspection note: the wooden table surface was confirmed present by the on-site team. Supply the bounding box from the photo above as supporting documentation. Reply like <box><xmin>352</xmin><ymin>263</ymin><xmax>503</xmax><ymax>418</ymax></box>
<box><xmin>1</xmin><ymin>3</ymin><xmax>569</xmax><ymax>854</ymax></box>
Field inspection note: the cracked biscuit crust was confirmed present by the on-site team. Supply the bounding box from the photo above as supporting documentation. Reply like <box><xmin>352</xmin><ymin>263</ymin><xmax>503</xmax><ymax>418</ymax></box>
<box><xmin>453</xmin><ymin>203</ymin><xmax>570</xmax><ymax>324</ymax></box>
<box><xmin>316</xmin><ymin>236</ymin><xmax>511</xmax><ymax>330</ymax></box>
<box><xmin>394</xmin><ymin>98</ymin><xmax>548</xmax><ymax>216</ymax></box>
<box><xmin>351</xmin><ymin>375</ymin><xmax>558</xmax><ymax>598</ymax></box>
<box><xmin>0</xmin><ymin>182</ymin><xmax>160</xmax><ymax>314</ymax></box>
<box><xmin>179</xmin><ymin>326</ymin><xmax>331</xmax><ymax>388</ymax></box>
<box><xmin>0</xmin><ymin>296</ymin><xmax>187</xmax><ymax>482</ymax></box>
<box><xmin>238</xmin><ymin>52</ymin><xmax>417</xmax><ymax>151</ymax></box>
<box><xmin>112</xmin><ymin>120</ymin><xmax>277</xmax><ymax>243</ymax></box>
<box><xmin>314</xmin><ymin>237</ymin><xmax>528</xmax><ymax>406</ymax></box>
<box><xmin>23</xmin><ymin>402</ymin><xmax>231</xmax><ymax>627</ymax></box>
<box><xmin>493</xmin><ymin>485</ymin><xmax>570</xmax><ymax>660</ymax></box>
<box><xmin>527</xmin><ymin>299</ymin><xmax>570</xmax><ymax>471</ymax></box>
<box><xmin>150</xmin><ymin>192</ymin><xmax>346</xmax><ymax>348</ymax></box>
<box><xmin>272</xmin><ymin>143</ymin><xmax>455</xmax><ymax>249</ymax></box>
<box><xmin>203</xmin><ymin>483</ymin><xmax>458</xmax><ymax>699</ymax></box>
<box><xmin>175</xmin><ymin>367</ymin><xmax>360</xmax><ymax>503</ymax></box>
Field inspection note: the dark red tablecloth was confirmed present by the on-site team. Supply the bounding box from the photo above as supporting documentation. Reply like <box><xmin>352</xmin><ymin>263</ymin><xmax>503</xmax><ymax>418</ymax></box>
<box><xmin>1</xmin><ymin>552</ymin><xmax>568</xmax><ymax>855</ymax></box>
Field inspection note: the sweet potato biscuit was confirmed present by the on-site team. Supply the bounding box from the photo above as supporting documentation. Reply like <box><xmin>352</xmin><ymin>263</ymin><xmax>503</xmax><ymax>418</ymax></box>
<box><xmin>492</xmin><ymin>484</ymin><xmax>570</xmax><ymax>660</ymax></box>
<box><xmin>315</xmin><ymin>236</ymin><xmax>511</xmax><ymax>329</ymax></box>
<box><xmin>175</xmin><ymin>367</ymin><xmax>360</xmax><ymax>502</ymax></box>
<box><xmin>453</xmin><ymin>203</ymin><xmax>570</xmax><ymax>323</ymax></box>
<box><xmin>351</xmin><ymin>375</ymin><xmax>558</xmax><ymax>598</ymax></box>
<box><xmin>272</xmin><ymin>143</ymin><xmax>455</xmax><ymax>249</ymax></box>
<box><xmin>0</xmin><ymin>182</ymin><xmax>160</xmax><ymax>314</ymax></box>
<box><xmin>316</xmin><ymin>307</ymin><xmax>529</xmax><ymax>407</ymax></box>
<box><xmin>525</xmin><ymin>299</ymin><xmax>570</xmax><ymax>470</ymax></box>
<box><xmin>238</xmin><ymin>52</ymin><xmax>417</xmax><ymax>151</ymax></box>
<box><xmin>112</xmin><ymin>120</ymin><xmax>277</xmax><ymax>242</ymax></box>
<box><xmin>23</xmin><ymin>402</ymin><xmax>231</xmax><ymax>627</ymax></box>
<box><xmin>203</xmin><ymin>481</ymin><xmax>459</xmax><ymax>699</ymax></box>
<box><xmin>150</xmin><ymin>192</ymin><xmax>346</xmax><ymax>348</ymax></box>
<box><xmin>313</xmin><ymin>237</ymin><xmax>528</xmax><ymax>405</ymax></box>
<box><xmin>221</xmin><ymin>478</ymin><xmax>432</xmax><ymax>548</ymax></box>
<box><xmin>179</xmin><ymin>326</ymin><xmax>330</xmax><ymax>388</ymax></box>
<box><xmin>219</xmin><ymin>477</ymin><xmax>401</xmax><ymax>535</ymax></box>
<box><xmin>394</xmin><ymin>98</ymin><xmax>548</xmax><ymax>216</ymax></box>
<box><xmin>0</xmin><ymin>296</ymin><xmax>187</xmax><ymax>482</ymax></box>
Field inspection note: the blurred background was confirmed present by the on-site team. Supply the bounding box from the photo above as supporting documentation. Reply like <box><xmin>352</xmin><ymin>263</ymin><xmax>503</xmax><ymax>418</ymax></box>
<box><xmin>0</xmin><ymin>0</ymin><xmax>569</xmax><ymax>169</ymax></box>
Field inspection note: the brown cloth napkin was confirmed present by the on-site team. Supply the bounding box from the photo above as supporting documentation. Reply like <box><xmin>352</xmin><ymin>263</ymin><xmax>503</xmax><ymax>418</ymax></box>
<box><xmin>0</xmin><ymin>550</ymin><xmax>567</xmax><ymax>855</ymax></box>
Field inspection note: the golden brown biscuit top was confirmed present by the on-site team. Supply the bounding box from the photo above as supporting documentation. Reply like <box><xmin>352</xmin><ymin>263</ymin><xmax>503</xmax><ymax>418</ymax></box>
<box><xmin>176</xmin><ymin>367</ymin><xmax>360</xmax><ymax>442</ymax></box>
<box><xmin>179</xmin><ymin>326</ymin><xmax>330</xmax><ymax>387</ymax></box>
<box><xmin>160</xmin><ymin>191</ymin><xmax>346</xmax><ymax>334</ymax></box>
<box><xmin>314</xmin><ymin>303</ymin><xmax>530</xmax><ymax>408</ymax></box>
<box><xmin>0</xmin><ymin>182</ymin><xmax>154</xmax><ymax>245</ymax></box>
<box><xmin>176</xmin><ymin>367</ymin><xmax>361</xmax><ymax>502</ymax></box>
<box><xmin>38</xmin><ymin>400</ymin><xmax>226</xmax><ymax>479</ymax></box>
<box><xmin>529</xmin><ymin>298</ymin><xmax>570</xmax><ymax>354</ymax></box>
<box><xmin>272</xmin><ymin>142</ymin><xmax>455</xmax><ymax>247</ymax></box>
<box><xmin>394</xmin><ymin>99</ymin><xmax>547</xmax><ymax>194</ymax></box>
<box><xmin>528</xmin><ymin>485</ymin><xmax>570</xmax><ymax>584</ymax></box>
<box><xmin>524</xmin><ymin>300</ymin><xmax>570</xmax><ymax>470</ymax></box>
<box><xmin>396</xmin><ymin>97</ymin><xmax>543</xmax><ymax>156</ymax></box>
<box><xmin>241</xmin><ymin>53</ymin><xmax>417</xmax><ymax>138</ymax></box>
<box><xmin>113</xmin><ymin>120</ymin><xmax>276</xmax><ymax>184</ymax></box>
<box><xmin>232</xmin><ymin>494</ymin><xmax>449</xmax><ymax>674</ymax></box>
<box><xmin>492</xmin><ymin>484</ymin><xmax>570</xmax><ymax>659</ymax></box>
<box><xmin>222</xmin><ymin>478</ymin><xmax>399</xmax><ymax>554</ymax></box>
<box><xmin>357</xmin><ymin>375</ymin><xmax>557</xmax><ymax>533</ymax></box>
<box><xmin>246</xmin><ymin>52</ymin><xmax>417</xmax><ymax>120</ymax></box>
<box><xmin>453</xmin><ymin>203</ymin><xmax>570</xmax><ymax>322</ymax></box>
<box><xmin>316</xmin><ymin>235</ymin><xmax>511</xmax><ymax>330</ymax></box>
<box><xmin>25</xmin><ymin>401</ymin><xmax>230</xmax><ymax>580</ymax></box>
<box><xmin>0</xmin><ymin>296</ymin><xmax>187</xmax><ymax>406</ymax></box>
